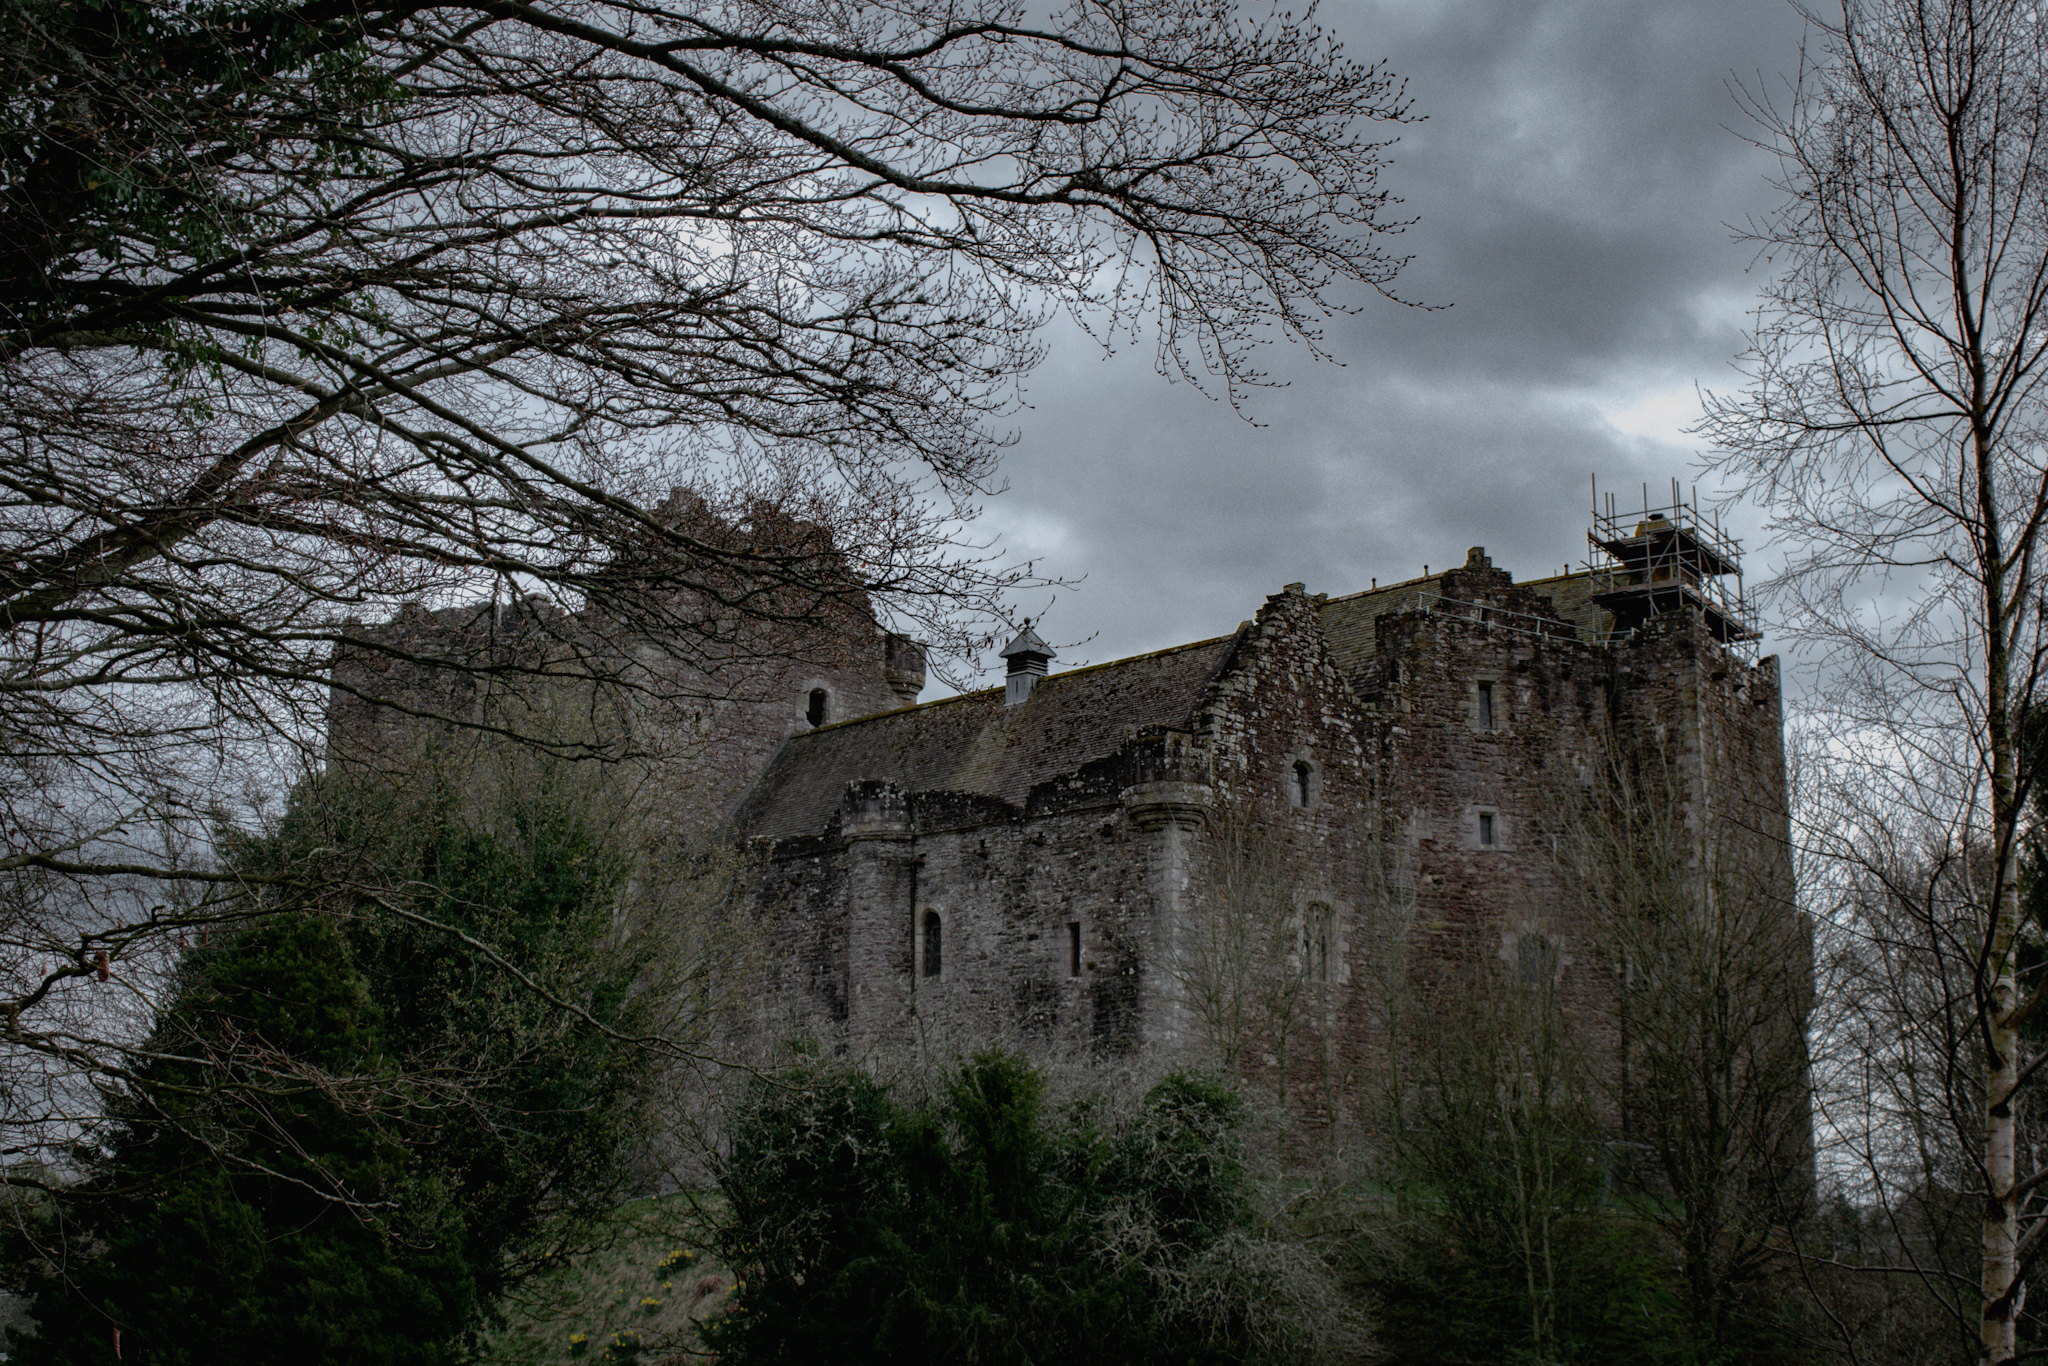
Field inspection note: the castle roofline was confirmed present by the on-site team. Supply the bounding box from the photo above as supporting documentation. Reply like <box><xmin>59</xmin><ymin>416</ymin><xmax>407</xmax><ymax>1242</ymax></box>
<box><xmin>791</xmin><ymin>632</ymin><xmax>1240</xmax><ymax>735</ymax></box>
<box><xmin>734</xmin><ymin>633</ymin><xmax>1238</xmax><ymax>839</ymax></box>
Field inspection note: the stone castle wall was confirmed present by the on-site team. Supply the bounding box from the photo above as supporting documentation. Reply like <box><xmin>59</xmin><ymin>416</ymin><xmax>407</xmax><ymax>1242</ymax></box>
<box><xmin>327</xmin><ymin>535</ymin><xmax>1798</xmax><ymax>1134</ymax></box>
<box><xmin>725</xmin><ymin>548</ymin><xmax>1796</xmax><ymax>1133</ymax></box>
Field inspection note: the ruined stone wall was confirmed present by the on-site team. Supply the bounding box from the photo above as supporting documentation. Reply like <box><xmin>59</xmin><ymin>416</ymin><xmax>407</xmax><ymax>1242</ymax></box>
<box><xmin>328</xmin><ymin>596</ymin><xmax>918</xmax><ymax>847</ymax></box>
<box><xmin>1603</xmin><ymin>611</ymin><xmax>1806</xmax><ymax>1155</ymax></box>
<box><xmin>731</xmin><ymin>555</ymin><xmax>1801</xmax><ymax>1146</ymax></box>
<box><xmin>735</xmin><ymin>582</ymin><xmax>1394</xmax><ymax>1125</ymax></box>
<box><xmin>1359</xmin><ymin>553</ymin><xmax>1614</xmax><ymax>1032</ymax></box>
<box><xmin>743</xmin><ymin>762</ymin><xmax>1171</xmax><ymax>1059</ymax></box>
<box><xmin>1180</xmin><ymin>584</ymin><xmax>1383</xmax><ymax>1126</ymax></box>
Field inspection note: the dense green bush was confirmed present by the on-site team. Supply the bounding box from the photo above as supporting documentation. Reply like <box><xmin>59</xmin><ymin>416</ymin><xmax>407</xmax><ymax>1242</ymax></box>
<box><xmin>4</xmin><ymin>762</ymin><xmax>655</xmax><ymax>1364</ymax></box>
<box><xmin>6</xmin><ymin>913</ymin><xmax>480</xmax><ymax>1366</ymax></box>
<box><xmin>704</xmin><ymin>1051</ymin><xmax>1365</xmax><ymax>1366</ymax></box>
<box><xmin>334</xmin><ymin>776</ymin><xmax>652</xmax><ymax>1303</ymax></box>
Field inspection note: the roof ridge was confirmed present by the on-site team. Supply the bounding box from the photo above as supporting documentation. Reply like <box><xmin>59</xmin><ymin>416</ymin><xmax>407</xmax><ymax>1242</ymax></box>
<box><xmin>793</xmin><ymin>682</ymin><xmax>998</xmax><ymax>735</ymax></box>
<box><xmin>786</xmin><ymin>632</ymin><xmax>1239</xmax><ymax>738</ymax></box>
<box><xmin>1030</xmin><ymin>632</ymin><xmax>1236</xmax><ymax>686</ymax></box>
<box><xmin>1318</xmin><ymin>570</ymin><xmax>1444</xmax><ymax>607</ymax></box>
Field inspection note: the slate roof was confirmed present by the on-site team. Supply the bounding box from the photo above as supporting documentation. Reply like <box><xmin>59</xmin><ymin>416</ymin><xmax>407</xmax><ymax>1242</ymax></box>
<box><xmin>734</xmin><ymin>633</ymin><xmax>1239</xmax><ymax>840</ymax></box>
<box><xmin>1315</xmin><ymin>572</ymin><xmax>1447</xmax><ymax>677</ymax></box>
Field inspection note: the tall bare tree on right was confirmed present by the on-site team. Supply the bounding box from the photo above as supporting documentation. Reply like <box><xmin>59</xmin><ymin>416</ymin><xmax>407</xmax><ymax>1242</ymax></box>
<box><xmin>1701</xmin><ymin>3</ymin><xmax>2048</xmax><ymax>1357</ymax></box>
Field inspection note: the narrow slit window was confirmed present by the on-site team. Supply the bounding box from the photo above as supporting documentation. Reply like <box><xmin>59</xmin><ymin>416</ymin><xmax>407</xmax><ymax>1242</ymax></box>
<box><xmin>923</xmin><ymin>911</ymin><xmax>942</xmax><ymax>978</ymax></box>
<box><xmin>1479</xmin><ymin>812</ymin><xmax>1495</xmax><ymax>846</ymax></box>
<box><xmin>1292</xmin><ymin>760</ymin><xmax>1313</xmax><ymax>808</ymax></box>
<box><xmin>1477</xmin><ymin>681</ymin><xmax>1495</xmax><ymax>731</ymax></box>
<box><xmin>1067</xmin><ymin>922</ymin><xmax>1082</xmax><ymax>978</ymax></box>
<box><xmin>806</xmin><ymin>688</ymin><xmax>828</xmax><ymax>727</ymax></box>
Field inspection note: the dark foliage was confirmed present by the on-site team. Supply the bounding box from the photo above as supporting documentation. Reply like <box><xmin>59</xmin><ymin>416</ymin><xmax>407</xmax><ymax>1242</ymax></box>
<box><xmin>705</xmin><ymin>1052</ymin><xmax>1303</xmax><ymax>1366</ymax></box>
<box><xmin>328</xmin><ymin>775</ymin><xmax>651</xmax><ymax>1304</ymax></box>
<box><xmin>3</xmin><ymin>769</ymin><xmax>651</xmax><ymax>1363</ymax></box>
<box><xmin>1372</xmin><ymin>1207</ymin><xmax>1685</xmax><ymax>1366</ymax></box>
<box><xmin>4</xmin><ymin>913</ymin><xmax>478</xmax><ymax>1366</ymax></box>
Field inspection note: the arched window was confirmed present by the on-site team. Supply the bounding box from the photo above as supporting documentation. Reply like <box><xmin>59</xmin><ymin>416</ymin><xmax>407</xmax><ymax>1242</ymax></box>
<box><xmin>923</xmin><ymin>911</ymin><xmax>942</xmax><ymax>978</ymax></box>
<box><xmin>1291</xmin><ymin>759</ymin><xmax>1314</xmax><ymax>808</ymax></box>
<box><xmin>806</xmin><ymin>688</ymin><xmax>829</xmax><ymax>727</ymax></box>
<box><xmin>1303</xmin><ymin>902</ymin><xmax>1333</xmax><ymax>981</ymax></box>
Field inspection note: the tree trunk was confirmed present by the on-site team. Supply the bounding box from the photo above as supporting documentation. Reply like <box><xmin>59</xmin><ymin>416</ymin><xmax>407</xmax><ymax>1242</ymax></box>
<box><xmin>1983</xmin><ymin>416</ymin><xmax>2022</xmax><ymax>1363</ymax></box>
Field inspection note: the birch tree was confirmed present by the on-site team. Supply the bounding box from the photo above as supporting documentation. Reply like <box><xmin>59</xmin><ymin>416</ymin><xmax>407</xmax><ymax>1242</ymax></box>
<box><xmin>1700</xmin><ymin>2</ymin><xmax>2048</xmax><ymax>1356</ymax></box>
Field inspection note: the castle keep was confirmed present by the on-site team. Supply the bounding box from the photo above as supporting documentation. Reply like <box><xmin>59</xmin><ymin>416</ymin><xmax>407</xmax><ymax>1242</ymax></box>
<box><xmin>332</xmin><ymin>495</ymin><xmax>1795</xmax><ymax>1123</ymax></box>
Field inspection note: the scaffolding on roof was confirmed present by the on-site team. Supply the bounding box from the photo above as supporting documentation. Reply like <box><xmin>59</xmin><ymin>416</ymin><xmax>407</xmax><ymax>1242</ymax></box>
<box><xmin>1587</xmin><ymin>476</ymin><xmax>1758</xmax><ymax>658</ymax></box>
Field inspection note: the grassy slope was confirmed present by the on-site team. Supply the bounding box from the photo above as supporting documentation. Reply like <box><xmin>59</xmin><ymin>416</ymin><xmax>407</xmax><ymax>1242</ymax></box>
<box><xmin>479</xmin><ymin>1195</ymin><xmax>733</xmax><ymax>1366</ymax></box>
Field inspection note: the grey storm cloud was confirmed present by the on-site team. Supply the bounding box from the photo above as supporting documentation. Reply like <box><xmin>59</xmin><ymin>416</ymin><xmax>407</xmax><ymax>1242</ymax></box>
<box><xmin>958</xmin><ymin>0</ymin><xmax>1810</xmax><ymax>683</ymax></box>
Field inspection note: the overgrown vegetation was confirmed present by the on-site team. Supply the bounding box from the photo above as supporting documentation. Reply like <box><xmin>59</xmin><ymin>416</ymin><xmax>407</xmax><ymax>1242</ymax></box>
<box><xmin>705</xmin><ymin>1049</ymin><xmax>1367</xmax><ymax>1366</ymax></box>
<box><xmin>2</xmin><ymin>752</ymin><xmax>675</xmax><ymax>1362</ymax></box>
<box><xmin>476</xmin><ymin>1195</ymin><xmax>728</xmax><ymax>1366</ymax></box>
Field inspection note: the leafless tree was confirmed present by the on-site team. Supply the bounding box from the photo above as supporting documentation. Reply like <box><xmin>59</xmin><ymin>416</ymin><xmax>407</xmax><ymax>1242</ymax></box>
<box><xmin>1387</xmin><ymin>944</ymin><xmax>1603</xmax><ymax>1360</ymax></box>
<box><xmin>1699</xmin><ymin>1</ymin><xmax>2048</xmax><ymax>1355</ymax></box>
<box><xmin>0</xmin><ymin>0</ymin><xmax>1420</xmax><ymax>1178</ymax></box>
<box><xmin>1165</xmin><ymin>795</ymin><xmax>1338</xmax><ymax>1110</ymax></box>
<box><xmin>1552</xmin><ymin>739</ymin><xmax>1813</xmax><ymax>1347</ymax></box>
<box><xmin>1783</xmin><ymin>700</ymin><xmax>2048</xmax><ymax>1363</ymax></box>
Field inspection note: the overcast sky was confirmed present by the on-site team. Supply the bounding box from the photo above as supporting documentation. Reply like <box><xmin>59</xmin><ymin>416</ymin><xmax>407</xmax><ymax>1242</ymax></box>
<box><xmin>954</xmin><ymin>0</ymin><xmax>1811</xmax><ymax>688</ymax></box>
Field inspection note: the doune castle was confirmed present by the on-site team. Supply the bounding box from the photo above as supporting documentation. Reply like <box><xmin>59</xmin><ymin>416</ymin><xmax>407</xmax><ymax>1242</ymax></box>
<box><xmin>330</xmin><ymin>491</ymin><xmax>1796</xmax><ymax>1127</ymax></box>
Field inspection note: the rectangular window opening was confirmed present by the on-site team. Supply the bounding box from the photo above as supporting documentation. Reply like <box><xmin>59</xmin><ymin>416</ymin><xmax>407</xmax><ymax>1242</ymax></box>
<box><xmin>1067</xmin><ymin>922</ymin><xmax>1082</xmax><ymax>978</ymax></box>
<box><xmin>1477</xmin><ymin>680</ymin><xmax>1495</xmax><ymax>731</ymax></box>
<box><xmin>1517</xmin><ymin>934</ymin><xmax>1556</xmax><ymax>986</ymax></box>
<box><xmin>1479</xmin><ymin>812</ymin><xmax>1495</xmax><ymax>846</ymax></box>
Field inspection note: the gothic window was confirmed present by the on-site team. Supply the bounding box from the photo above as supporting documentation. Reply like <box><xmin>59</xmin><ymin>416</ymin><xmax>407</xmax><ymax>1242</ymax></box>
<box><xmin>923</xmin><ymin>911</ymin><xmax>942</xmax><ymax>978</ymax></box>
<box><xmin>806</xmin><ymin>688</ymin><xmax>829</xmax><ymax>727</ymax></box>
<box><xmin>1303</xmin><ymin>902</ymin><xmax>1333</xmax><ymax>982</ymax></box>
<box><xmin>1293</xmin><ymin>760</ymin><xmax>1313</xmax><ymax>807</ymax></box>
<box><xmin>1477</xmin><ymin>680</ymin><xmax>1496</xmax><ymax>731</ymax></box>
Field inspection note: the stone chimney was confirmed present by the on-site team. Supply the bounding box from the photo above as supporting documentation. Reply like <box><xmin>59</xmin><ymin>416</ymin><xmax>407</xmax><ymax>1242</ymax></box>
<box><xmin>999</xmin><ymin>620</ymin><xmax>1054</xmax><ymax>706</ymax></box>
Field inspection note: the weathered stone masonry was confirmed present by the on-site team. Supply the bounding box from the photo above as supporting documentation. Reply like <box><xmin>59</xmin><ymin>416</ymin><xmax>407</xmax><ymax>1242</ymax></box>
<box><xmin>721</xmin><ymin>530</ymin><xmax>1793</xmax><ymax>1123</ymax></box>
<box><xmin>333</xmin><ymin>511</ymin><xmax>1796</xmax><ymax>1126</ymax></box>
